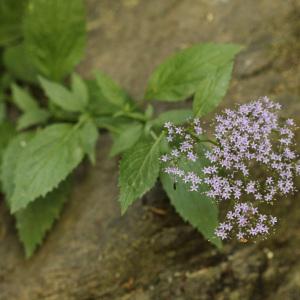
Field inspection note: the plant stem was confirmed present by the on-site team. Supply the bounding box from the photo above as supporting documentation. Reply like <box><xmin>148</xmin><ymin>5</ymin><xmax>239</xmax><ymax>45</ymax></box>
<box><xmin>150</xmin><ymin>130</ymin><xmax>158</xmax><ymax>140</ymax></box>
<box><xmin>190</xmin><ymin>132</ymin><xmax>218</xmax><ymax>146</ymax></box>
<box><xmin>197</xmin><ymin>139</ymin><xmax>218</xmax><ymax>146</ymax></box>
<box><xmin>115</xmin><ymin>111</ymin><xmax>147</xmax><ymax>122</ymax></box>
<box><xmin>129</xmin><ymin>112</ymin><xmax>147</xmax><ymax>122</ymax></box>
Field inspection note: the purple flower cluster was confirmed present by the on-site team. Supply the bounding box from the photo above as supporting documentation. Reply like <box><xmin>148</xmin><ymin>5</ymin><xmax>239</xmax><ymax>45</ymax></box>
<box><xmin>161</xmin><ymin>118</ymin><xmax>203</xmax><ymax>164</ymax></box>
<box><xmin>215</xmin><ymin>202</ymin><xmax>277</xmax><ymax>240</ymax></box>
<box><xmin>205</xmin><ymin>97</ymin><xmax>298</xmax><ymax>201</ymax></box>
<box><xmin>161</xmin><ymin>97</ymin><xmax>299</xmax><ymax>241</ymax></box>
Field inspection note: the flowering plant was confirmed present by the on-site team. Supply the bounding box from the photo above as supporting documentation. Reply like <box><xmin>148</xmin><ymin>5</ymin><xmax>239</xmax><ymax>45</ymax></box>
<box><xmin>3</xmin><ymin>0</ymin><xmax>284</xmax><ymax>257</ymax></box>
<box><xmin>161</xmin><ymin>97</ymin><xmax>299</xmax><ymax>241</ymax></box>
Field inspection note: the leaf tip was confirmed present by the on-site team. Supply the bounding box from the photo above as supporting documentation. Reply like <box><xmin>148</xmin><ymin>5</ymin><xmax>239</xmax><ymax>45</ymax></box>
<box><xmin>10</xmin><ymin>196</ymin><xmax>24</xmax><ymax>214</ymax></box>
<box><xmin>25</xmin><ymin>247</ymin><xmax>35</xmax><ymax>259</ymax></box>
<box><xmin>231</xmin><ymin>43</ymin><xmax>245</xmax><ymax>54</ymax></box>
<box><xmin>120</xmin><ymin>203</ymin><xmax>128</xmax><ymax>216</ymax></box>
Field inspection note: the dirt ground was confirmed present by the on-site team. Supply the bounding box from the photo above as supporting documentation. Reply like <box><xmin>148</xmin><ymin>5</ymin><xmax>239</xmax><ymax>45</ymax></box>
<box><xmin>0</xmin><ymin>0</ymin><xmax>300</xmax><ymax>299</ymax></box>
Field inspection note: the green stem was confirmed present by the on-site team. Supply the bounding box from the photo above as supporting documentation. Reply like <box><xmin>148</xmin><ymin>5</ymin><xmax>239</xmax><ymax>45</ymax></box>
<box><xmin>72</xmin><ymin>113</ymin><xmax>90</xmax><ymax>131</ymax></box>
<box><xmin>120</xmin><ymin>111</ymin><xmax>147</xmax><ymax>122</ymax></box>
<box><xmin>150</xmin><ymin>130</ymin><xmax>158</xmax><ymax>140</ymax></box>
<box><xmin>190</xmin><ymin>132</ymin><xmax>218</xmax><ymax>146</ymax></box>
<box><xmin>153</xmin><ymin>131</ymin><xmax>164</xmax><ymax>143</ymax></box>
<box><xmin>197</xmin><ymin>139</ymin><xmax>219</xmax><ymax>146</ymax></box>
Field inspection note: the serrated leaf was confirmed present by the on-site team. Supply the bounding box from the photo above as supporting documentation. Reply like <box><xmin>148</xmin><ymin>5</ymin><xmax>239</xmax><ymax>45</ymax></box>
<box><xmin>0</xmin><ymin>0</ymin><xmax>28</xmax><ymax>46</ymax></box>
<box><xmin>3</xmin><ymin>44</ymin><xmax>37</xmax><ymax>83</ymax></box>
<box><xmin>110</xmin><ymin>123</ymin><xmax>143</xmax><ymax>157</ymax></box>
<box><xmin>16</xmin><ymin>180</ymin><xmax>70</xmax><ymax>258</ymax></box>
<box><xmin>11</xmin><ymin>84</ymin><xmax>38</xmax><ymax>111</ymax></box>
<box><xmin>145</xmin><ymin>43</ymin><xmax>242</xmax><ymax>101</ymax></box>
<box><xmin>1</xmin><ymin>133</ymin><xmax>34</xmax><ymax>199</ymax></box>
<box><xmin>95</xmin><ymin>71</ymin><xmax>134</xmax><ymax>109</ymax></box>
<box><xmin>17</xmin><ymin>108</ymin><xmax>50</xmax><ymax>130</ymax></box>
<box><xmin>0</xmin><ymin>121</ymin><xmax>15</xmax><ymax>173</ymax></box>
<box><xmin>79</xmin><ymin>119</ymin><xmax>98</xmax><ymax>164</ymax></box>
<box><xmin>11</xmin><ymin>80</ymin><xmax>51</xmax><ymax>130</ymax></box>
<box><xmin>118</xmin><ymin>136</ymin><xmax>162</xmax><ymax>214</ymax></box>
<box><xmin>193</xmin><ymin>62</ymin><xmax>234</xmax><ymax>117</ymax></box>
<box><xmin>10</xmin><ymin>123</ymin><xmax>84</xmax><ymax>213</ymax></box>
<box><xmin>160</xmin><ymin>170</ymin><xmax>222</xmax><ymax>248</ymax></box>
<box><xmin>71</xmin><ymin>73</ymin><xmax>88</xmax><ymax>106</ymax></box>
<box><xmin>39</xmin><ymin>76</ymin><xmax>86</xmax><ymax>112</ymax></box>
<box><xmin>161</xmin><ymin>173</ymin><xmax>221</xmax><ymax>248</ymax></box>
<box><xmin>152</xmin><ymin>109</ymin><xmax>193</xmax><ymax>128</ymax></box>
<box><xmin>160</xmin><ymin>148</ymin><xmax>221</xmax><ymax>248</ymax></box>
<box><xmin>1</xmin><ymin>133</ymin><xmax>70</xmax><ymax>257</ymax></box>
<box><xmin>0</xmin><ymin>121</ymin><xmax>15</xmax><ymax>151</ymax></box>
<box><xmin>23</xmin><ymin>0</ymin><xmax>86</xmax><ymax>81</ymax></box>
<box><xmin>86</xmin><ymin>79</ymin><xmax>120</xmax><ymax>115</ymax></box>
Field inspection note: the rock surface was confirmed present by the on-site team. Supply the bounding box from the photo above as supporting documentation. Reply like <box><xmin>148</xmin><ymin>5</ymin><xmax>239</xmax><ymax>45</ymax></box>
<box><xmin>1</xmin><ymin>0</ymin><xmax>300</xmax><ymax>299</ymax></box>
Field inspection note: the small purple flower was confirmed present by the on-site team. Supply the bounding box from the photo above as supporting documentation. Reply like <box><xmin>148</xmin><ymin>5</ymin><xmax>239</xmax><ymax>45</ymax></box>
<box><xmin>194</xmin><ymin>126</ymin><xmax>203</xmax><ymax>135</ymax></box>
<box><xmin>237</xmin><ymin>232</ymin><xmax>244</xmax><ymax>240</ymax></box>
<box><xmin>187</xmin><ymin>151</ymin><xmax>197</xmax><ymax>162</ymax></box>
<box><xmin>190</xmin><ymin>184</ymin><xmax>198</xmax><ymax>192</ymax></box>
<box><xmin>246</xmin><ymin>181</ymin><xmax>256</xmax><ymax>194</ymax></box>
<box><xmin>270</xmin><ymin>216</ymin><xmax>277</xmax><ymax>225</ymax></box>
<box><xmin>164</xmin><ymin>121</ymin><xmax>173</xmax><ymax>129</ymax></box>
<box><xmin>266</xmin><ymin>177</ymin><xmax>273</xmax><ymax>185</ymax></box>
<box><xmin>175</xmin><ymin>127</ymin><xmax>184</xmax><ymax>134</ymax></box>
<box><xmin>249</xmin><ymin>227</ymin><xmax>258</xmax><ymax>236</ymax></box>
<box><xmin>166</xmin><ymin>135</ymin><xmax>173</xmax><ymax>142</ymax></box>
<box><xmin>160</xmin><ymin>154</ymin><xmax>169</xmax><ymax>162</ymax></box>
<box><xmin>171</xmin><ymin>149</ymin><xmax>180</xmax><ymax>157</ymax></box>
<box><xmin>286</xmin><ymin>119</ymin><xmax>295</xmax><ymax>126</ymax></box>
<box><xmin>180</xmin><ymin>141</ymin><xmax>193</xmax><ymax>152</ymax></box>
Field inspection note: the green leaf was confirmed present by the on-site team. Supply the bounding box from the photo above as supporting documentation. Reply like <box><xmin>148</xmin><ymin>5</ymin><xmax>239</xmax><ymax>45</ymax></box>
<box><xmin>3</xmin><ymin>44</ymin><xmax>37</xmax><ymax>83</ymax></box>
<box><xmin>118</xmin><ymin>136</ymin><xmax>162</xmax><ymax>214</ymax></box>
<box><xmin>86</xmin><ymin>79</ymin><xmax>120</xmax><ymax>115</ymax></box>
<box><xmin>0</xmin><ymin>121</ymin><xmax>15</xmax><ymax>155</ymax></box>
<box><xmin>145</xmin><ymin>104</ymin><xmax>154</xmax><ymax>119</ymax></box>
<box><xmin>39</xmin><ymin>76</ymin><xmax>86</xmax><ymax>112</ymax></box>
<box><xmin>1</xmin><ymin>133</ymin><xmax>35</xmax><ymax>200</ymax></box>
<box><xmin>193</xmin><ymin>62</ymin><xmax>234</xmax><ymax>117</ymax></box>
<box><xmin>95</xmin><ymin>71</ymin><xmax>134</xmax><ymax>109</ymax></box>
<box><xmin>0</xmin><ymin>121</ymin><xmax>15</xmax><ymax>172</ymax></box>
<box><xmin>10</xmin><ymin>123</ymin><xmax>84</xmax><ymax>213</ymax></box>
<box><xmin>11</xmin><ymin>83</ymin><xmax>51</xmax><ymax>130</ymax></box>
<box><xmin>71</xmin><ymin>73</ymin><xmax>88</xmax><ymax>107</ymax></box>
<box><xmin>0</xmin><ymin>0</ymin><xmax>28</xmax><ymax>46</ymax></box>
<box><xmin>17</xmin><ymin>108</ymin><xmax>50</xmax><ymax>130</ymax></box>
<box><xmin>11</xmin><ymin>84</ymin><xmax>38</xmax><ymax>111</ymax></box>
<box><xmin>145</xmin><ymin>43</ymin><xmax>242</xmax><ymax>101</ymax></box>
<box><xmin>79</xmin><ymin>119</ymin><xmax>98</xmax><ymax>164</ymax></box>
<box><xmin>1</xmin><ymin>133</ymin><xmax>70</xmax><ymax>257</ymax></box>
<box><xmin>110</xmin><ymin>123</ymin><xmax>143</xmax><ymax>157</ymax></box>
<box><xmin>152</xmin><ymin>109</ymin><xmax>193</xmax><ymax>128</ymax></box>
<box><xmin>2</xmin><ymin>123</ymin><xmax>92</xmax><ymax>272</ymax></box>
<box><xmin>16</xmin><ymin>180</ymin><xmax>70</xmax><ymax>258</ymax></box>
<box><xmin>161</xmin><ymin>173</ymin><xmax>221</xmax><ymax>248</ymax></box>
<box><xmin>23</xmin><ymin>0</ymin><xmax>86</xmax><ymax>81</ymax></box>
<box><xmin>160</xmin><ymin>149</ymin><xmax>221</xmax><ymax>248</ymax></box>
<box><xmin>160</xmin><ymin>165</ymin><xmax>222</xmax><ymax>248</ymax></box>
